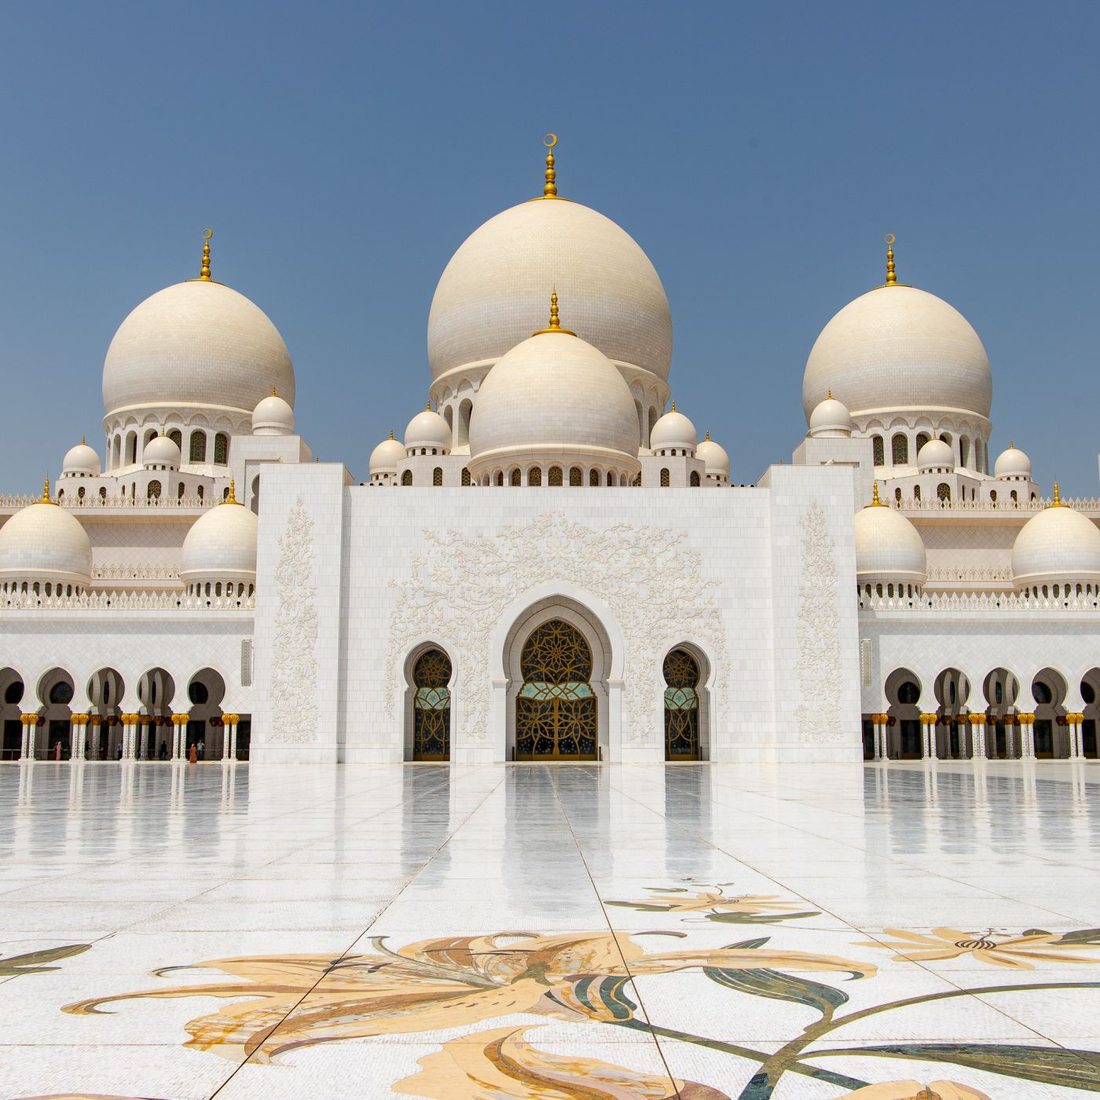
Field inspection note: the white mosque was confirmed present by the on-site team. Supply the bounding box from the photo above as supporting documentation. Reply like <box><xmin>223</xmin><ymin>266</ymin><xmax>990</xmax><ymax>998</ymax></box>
<box><xmin>2</xmin><ymin>137</ymin><xmax>1099</xmax><ymax>768</ymax></box>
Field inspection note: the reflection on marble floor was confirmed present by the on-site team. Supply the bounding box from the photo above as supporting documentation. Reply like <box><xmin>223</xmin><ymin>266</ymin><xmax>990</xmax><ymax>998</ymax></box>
<box><xmin>2</xmin><ymin>762</ymin><xmax>1100</xmax><ymax>1098</ymax></box>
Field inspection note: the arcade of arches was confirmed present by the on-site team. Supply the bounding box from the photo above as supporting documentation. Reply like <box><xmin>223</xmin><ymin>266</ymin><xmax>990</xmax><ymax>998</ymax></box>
<box><xmin>0</xmin><ymin>665</ymin><xmax>250</xmax><ymax>762</ymax></box>
<box><xmin>865</xmin><ymin>665</ymin><xmax>1100</xmax><ymax>761</ymax></box>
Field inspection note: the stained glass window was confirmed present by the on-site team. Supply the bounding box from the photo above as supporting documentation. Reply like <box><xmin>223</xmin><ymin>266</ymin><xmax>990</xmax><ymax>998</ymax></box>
<box><xmin>663</xmin><ymin>648</ymin><xmax>700</xmax><ymax>760</ymax></box>
<box><xmin>413</xmin><ymin>648</ymin><xmax>451</xmax><ymax>761</ymax></box>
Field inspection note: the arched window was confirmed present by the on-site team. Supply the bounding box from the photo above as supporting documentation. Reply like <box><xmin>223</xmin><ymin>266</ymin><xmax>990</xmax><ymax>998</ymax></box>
<box><xmin>959</xmin><ymin>437</ymin><xmax>969</xmax><ymax>469</ymax></box>
<box><xmin>126</xmin><ymin>433</ymin><xmax>137</xmax><ymax>465</ymax></box>
<box><xmin>189</xmin><ymin>431</ymin><xmax>206</xmax><ymax>463</ymax></box>
<box><xmin>412</xmin><ymin>648</ymin><xmax>451</xmax><ymax>761</ymax></box>
<box><xmin>548</xmin><ymin>466</ymin><xmax>563</xmax><ymax>486</ymax></box>
<box><xmin>660</xmin><ymin>468</ymin><xmax>670</xmax><ymax>487</ymax></box>
<box><xmin>569</xmin><ymin>466</ymin><xmax>582</xmax><ymax>486</ymax></box>
<box><xmin>515</xmin><ymin>619</ymin><xmax>596</xmax><ymax>760</ymax></box>
<box><xmin>222</xmin><ymin>486</ymin><xmax>230</xmax><ymax>501</ymax></box>
<box><xmin>664</xmin><ymin>648</ymin><xmax>700</xmax><ymax>760</ymax></box>
<box><xmin>168</xmin><ymin>429</ymin><xmax>182</xmax><ymax>450</ymax></box>
<box><xmin>197</xmin><ymin>484</ymin><xmax>204</xmax><ymax>501</ymax></box>
<box><xmin>510</xmin><ymin>468</ymin><xmax>521</xmax><ymax>486</ymax></box>
<box><xmin>895</xmin><ymin>487</ymin><xmax>902</xmax><ymax>503</ymax></box>
<box><xmin>589</xmin><ymin>469</ymin><xmax>599</xmax><ymax>486</ymax></box>
<box><xmin>495</xmin><ymin>471</ymin><xmax>504</xmax><ymax>486</ymax></box>
<box><xmin>99</xmin><ymin>486</ymin><xmax>107</xmax><ymax>502</ymax></box>
<box><xmin>77</xmin><ymin>485</ymin><xmax>86</xmax><ymax>500</ymax></box>
<box><xmin>916</xmin><ymin>432</ymin><xmax>930</xmax><ymax>452</ymax></box>
<box><xmin>529</xmin><ymin>467</ymin><xmax>542</xmax><ymax>486</ymax></box>
<box><xmin>913</xmin><ymin>484</ymin><xmax>921</xmax><ymax>501</ymax></box>
<box><xmin>214</xmin><ymin>433</ymin><xmax>228</xmax><ymax>465</ymax></box>
<box><xmin>990</xmin><ymin>490</ymin><xmax>997</xmax><ymax>504</ymax></box>
<box><xmin>937</xmin><ymin>482</ymin><xmax>951</xmax><ymax>502</ymax></box>
<box><xmin>147</xmin><ymin>480</ymin><xmax>161</xmax><ymax>500</ymax></box>
<box><xmin>892</xmin><ymin>434</ymin><xmax>909</xmax><ymax>465</ymax></box>
<box><xmin>433</xmin><ymin>467</ymin><xmax>443</xmax><ymax>487</ymax></box>
<box><xmin>461</xmin><ymin>467</ymin><xmax>471</xmax><ymax>486</ymax></box>
<box><xmin>401</xmin><ymin>470</ymin><xmax>413</xmax><ymax>486</ymax></box>
<box><xmin>872</xmin><ymin>436</ymin><xmax>885</xmax><ymax>465</ymax></box>
<box><xmin>689</xmin><ymin>471</ymin><xmax>700</xmax><ymax>487</ymax></box>
<box><xmin>606</xmin><ymin>471</ymin><xmax>614</xmax><ymax>486</ymax></box>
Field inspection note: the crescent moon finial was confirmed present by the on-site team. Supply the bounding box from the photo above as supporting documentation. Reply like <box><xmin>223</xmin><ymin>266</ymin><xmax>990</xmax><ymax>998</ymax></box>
<box><xmin>542</xmin><ymin>133</ymin><xmax>559</xmax><ymax>197</ymax></box>
<box><xmin>884</xmin><ymin>233</ymin><xmax>896</xmax><ymax>245</ymax></box>
<box><xmin>884</xmin><ymin>233</ymin><xmax>897</xmax><ymax>286</ymax></box>
<box><xmin>199</xmin><ymin>228</ymin><xmax>213</xmax><ymax>280</ymax></box>
<box><xmin>544</xmin><ymin>133</ymin><xmax>558</xmax><ymax>148</ymax></box>
<box><xmin>203</xmin><ymin>228</ymin><xmax>214</xmax><ymax>241</ymax></box>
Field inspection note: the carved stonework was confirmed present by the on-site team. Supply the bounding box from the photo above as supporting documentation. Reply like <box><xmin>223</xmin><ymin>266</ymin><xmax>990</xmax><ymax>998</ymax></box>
<box><xmin>794</xmin><ymin>503</ymin><xmax>844</xmax><ymax>743</ymax></box>
<box><xmin>386</xmin><ymin>513</ymin><xmax>725</xmax><ymax>744</ymax></box>
<box><xmin>269</xmin><ymin>496</ymin><xmax>318</xmax><ymax>744</ymax></box>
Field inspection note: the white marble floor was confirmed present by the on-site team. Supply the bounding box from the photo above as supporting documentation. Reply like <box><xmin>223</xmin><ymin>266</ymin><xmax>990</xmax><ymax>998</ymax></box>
<box><xmin>1</xmin><ymin>760</ymin><xmax>1099</xmax><ymax>1099</ymax></box>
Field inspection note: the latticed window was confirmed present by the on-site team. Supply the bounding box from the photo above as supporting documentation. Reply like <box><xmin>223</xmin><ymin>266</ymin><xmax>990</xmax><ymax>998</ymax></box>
<box><xmin>516</xmin><ymin>619</ymin><xmax>596</xmax><ymax>760</ymax></box>
<box><xmin>189</xmin><ymin>432</ymin><xmax>206</xmax><ymax>463</ymax></box>
<box><xmin>401</xmin><ymin>470</ymin><xmax>413</xmax><ymax>486</ymax></box>
<box><xmin>872</xmin><ymin>436</ymin><xmax>884</xmax><ymax>465</ymax></box>
<box><xmin>690</xmin><ymin>471</ymin><xmax>700</xmax><ymax>487</ymax></box>
<box><xmin>177</xmin><ymin>482</ymin><xmax>185</xmax><ymax>499</ymax></box>
<box><xmin>937</xmin><ymin>482</ymin><xmax>951</xmax><ymax>502</ymax></box>
<box><xmin>606</xmin><ymin>471</ymin><xmax>615</xmax><ymax>487</ymax></box>
<box><xmin>529</xmin><ymin>467</ymin><xmax>542</xmax><ymax>486</ymax></box>
<box><xmin>589</xmin><ymin>469</ymin><xmax>599</xmax><ymax>486</ymax></box>
<box><xmin>433</xmin><ymin>467</ymin><xmax>443</xmax><ymax>486</ymax></box>
<box><xmin>660</xmin><ymin>468</ymin><xmax>670</xmax><ymax>487</ymax></box>
<box><xmin>99</xmin><ymin>486</ymin><xmax>107</xmax><ymax>501</ymax></box>
<box><xmin>510</xmin><ymin>469</ymin><xmax>521</xmax><ymax>486</ymax></box>
<box><xmin>916</xmin><ymin>432</ymin><xmax>930</xmax><ymax>452</ymax></box>
<box><xmin>197</xmin><ymin>485</ymin><xmax>204</xmax><ymax>500</ymax></box>
<box><xmin>548</xmin><ymin>466</ymin><xmax>563</xmax><ymax>486</ymax></box>
<box><xmin>913</xmin><ymin>485</ymin><xmax>921</xmax><ymax>501</ymax></box>
<box><xmin>892</xmin><ymin>434</ymin><xmax>909</xmax><ymax>464</ymax></box>
<box><xmin>461</xmin><ymin>468</ymin><xmax>471</xmax><ymax>486</ymax></box>
<box><xmin>169</xmin><ymin>429</ymin><xmax>182</xmax><ymax>450</ymax></box>
<box><xmin>664</xmin><ymin>648</ymin><xmax>700</xmax><ymax>760</ymax></box>
<box><xmin>895</xmin><ymin>488</ymin><xmax>902</xmax><ymax>503</ymax></box>
<box><xmin>214</xmin><ymin>433</ymin><xmax>228</xmax><ymax>465</ymax></box>
<box><xmin>569</xmin><ymin>466</ymin><xmax>582</xmax><ymax>486</ymax></box>
<box><xmin>412</xmin><ymin>648</ymin><xmax>451</xmax><ymax>761</ymax></box>
<box><xmin>147</xmin><ymin>480</ymin><xmax>161</xmax><ymax>500</ymax></box>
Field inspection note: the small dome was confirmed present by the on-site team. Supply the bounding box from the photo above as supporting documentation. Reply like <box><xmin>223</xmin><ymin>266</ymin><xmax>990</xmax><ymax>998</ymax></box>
<box><xmin>143</xmin><ymin>433</ymin><xmax>182</xmax><ymax>469</ymax></box>
<box><xmin>0</xmin><ymin>492</ymin><xmax>92</xmax><ymax>588</ymax></box>
<box><xmin>103</xmin><ymin>278</ymin><xmax>295</xmax><ymax>422</ymax></box>
<box><xmin>369</xmin><ymin>434</ymin><xmax>406</xmax><ymax>477</ymax></box>
<box><xmin>1012</xmin><ymin>490</ymin><xmax>1100</xmax><ymax>589</ymax></box>
<box><xmin>696</xmin><ymin>433</ymin><xmax>730</xmax><ymax>479</ymax></box>
<box><xmin>650</xmin><ymin>405</ymin><xmax>697</xmax><ymax>453</ymax></box>
<box><xmin>404</xmin><ymin>407</ymin><xmax>451</xmax><ymax>453</ymax></box>
<box><xmin>854</xmin><ymin>491</ymin><xmax>927</xmax><ymax>587</ymax></box>
<box><xmin>61</xmin><ymin>440</ymin><xmax>100</xmax><ymax>477</ymax></box>
<box><xmin>917</xmin><ymin>438</ymin><xmax>955</xmax><ymax>471</ymax></box>
<box><xmin>252</xmin><ymin>391</ymin><xmax>295</xmax><ymax>435</ymax></box>
<box><xmin>468</xmin><ymin>322</ymin><xmax>640</xmax><ymax>475</ymax></box>
<box><xmin>803</xmin><ymin>284</ymin><xmax>991</xmax><ymax>423</ymax></box>
<box><xmin>807</xmin><ymin>394</ymin><xmax>852</xmax><ymax>437</ymax></box>
<box><xmin>994</xmin><ymin>443</ymin><xmax>1031</xmax><ymax>479</ymax></box>
<box><xmin>180</xmin><ymin>489</ymin><xmax>258</xmax><ymax>586</ymax></box>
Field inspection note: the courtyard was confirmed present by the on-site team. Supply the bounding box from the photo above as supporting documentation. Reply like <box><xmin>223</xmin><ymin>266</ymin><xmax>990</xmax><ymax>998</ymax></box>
<box><xmin>1</xmin><ymin>760</ymin><xmax>1098</xmax><ymax>1098</ymax></box>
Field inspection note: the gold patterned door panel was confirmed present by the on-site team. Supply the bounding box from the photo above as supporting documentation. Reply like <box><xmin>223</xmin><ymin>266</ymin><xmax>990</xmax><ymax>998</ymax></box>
<box><xmin>515</xmin><ymin>619</ymin><xmax>598</xmax><ymax>761</ymax></box>
<box><xmin>663</xmin><ymin>648</ymin><xmax>701</xmax><ymax>761</ymax></box>
<box><xmin>413</xmin><ymin>649</ymin><xmax>451</xmax><ymax>762</ymax></box>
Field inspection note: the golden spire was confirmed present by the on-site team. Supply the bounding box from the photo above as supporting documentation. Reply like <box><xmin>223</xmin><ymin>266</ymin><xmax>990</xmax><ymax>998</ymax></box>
<box><xmin>272</xmin><ymin>385</ymin><xmax>278</xmax><ymax>397</ymax></box>
<box><xmin>1051</xmin><ymin>481</ymin><xmax>1064</xmax><ymax>507</ymax></box>
<box><xmin>533</xmin><ymin>289</ymin><xmax>576</xmax><ymax>336</ymax></box>
<box><xmin>426</xmin><ymin>398</ymin><xmax>432</xmax><ymax>412</ymax></box>
<box><xmin>884</xmin><ymin>233</ymin><xmax>897</xmax><ymax>286</ymax></box>
<box><xmin>826</xmin><ymin>389</ymin><xmax>833</xmax><ymax>400</ymax></box>
<box><xmin>199</xmin><ymin>228</ymin><xmax>213</xmax><ymax>281</ymax></box>
<box><xmin>81</xmin><ymin>435</ymin><xmax>86</xmax><ymax>446</ymax></box>
<box><xmin>388</xmin><ymin>430</ymin><xmax>395</xmax><ymax>440</ymax></box>
<box><xmin>705</xmin><ymin>430</ymin><xmax>711</xmax><ymax>442</ymax></box>
<box><xmin>226</xmin><ymin>479</ymin><xmax>237</xmax><ymax>504</ymax></box>
<box><xmin>870</xmin><ymin>479</ymin><xmax>884</xmax><ymax>507</ymax></box>
<box><xmin>542</xmin><ymin>133</ymin><xmax>558</xmax><ymax>198</ymax></box>
<box><xmin>41</xmin><ymin>476</ymin><xmax>52</xmax><ymax>504</ymax></box>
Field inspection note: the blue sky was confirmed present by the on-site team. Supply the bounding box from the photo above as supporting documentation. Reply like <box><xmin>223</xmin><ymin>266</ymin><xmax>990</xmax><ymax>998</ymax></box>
<box><xmin>0</xmin><ymin>2</ymin><xmax>1097</xmax><ymax>491</ymax></box>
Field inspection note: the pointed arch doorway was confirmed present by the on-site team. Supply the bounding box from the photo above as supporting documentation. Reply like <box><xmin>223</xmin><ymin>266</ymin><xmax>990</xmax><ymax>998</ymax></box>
<box><xmin>515</xmin><ymin>619</ymin><xmax>598</xmax><ymax>760</ymax></box>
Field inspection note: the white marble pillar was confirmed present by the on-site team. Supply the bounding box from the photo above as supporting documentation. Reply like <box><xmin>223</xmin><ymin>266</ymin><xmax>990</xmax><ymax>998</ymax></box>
<box><xmin>19</xmin><ymin>714</ymin><xmax>38</xmax><ymax>761</ymax></box>
<box><xmin>920</xmin><ymin>713</ymin><xmax>937</xmax><ymax>760</ymax></box>
<box><xmin>120</xmin><ymin>713</ymin><xmax>140</xmax><ymax>760</ymax></box>
<box><xmin>70</xmin><ymin>714</ymin><xmax>89</xmax><ymax>759</ymax></box>
<box><xmin>1066</xmin><ymin>713</ymin><xmax>1084</xmax><ymax>759</ymax></box>
<box><xmin>1018</xmin><ymin>713</ymin><xmax>1036</xmax><ymax>760</ymax></box>
<box><xmin>969</xmin><ymin>715</ymin><xmax>987</xmax><ymax>760</ymax></box>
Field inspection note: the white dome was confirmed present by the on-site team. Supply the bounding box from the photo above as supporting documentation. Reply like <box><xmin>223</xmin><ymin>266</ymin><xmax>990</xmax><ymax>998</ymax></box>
<box><xmin>807</xmin><ymin>394</ymin><xmax>852</xmax><ymax>437</ymax></box>
<box><xmin>252</xmin><ymin>391</ymin><xmax>295</xmax><ymax>435</ymax></box>
<box><xmin>369</xmin><ymin>434</ymin><xmax>407</xmax><ymax>476</ymax></box>
<box><xmin>650</xmin><ymin>406</ymin><xmax>697</xmax><ymax>453</ymax></box>
<box><xmin>429</xmin><ymin>198</ymin><xmax>671</xmax><ymax>385</ymax></box>
<box><xmin>103</xmin><ymin>280</ymin><xmax>295</xmax><ymax>422</ymax></box>
<box><xmin>854</xmin><ymin>495</ymin><xmax>927</xmax><ymax>586</ymax></box>
<box><xmin>61</xmin><ymin>441</ymin><xmax>100</xmax><ymax>477</ymax></box>
<box><xmin>0</xmin><ymin>496</ymin><xmax>92</xmax><ymax>587</ymax></box>
<box><xmin>803</xmin><ymin>284</ymin><xmax>991</xmax><ymax>423</ymax></box>
<box><xmin>143</xmin><ymin>433</ymin><xmax>181</xmax><ymax>469</ymax></box>
<box><xmin>696</xmin><ymin>433</ymin><xmax>730</xmax><ymax>479</ymax></box>
<box><xmin>468</xmin><ymin>327</ymin><xmax>640</xmax><ymax>473</ymax></box>
<box><xmin>404</xmin><ymin>407</ymin><xmax>451</xmax><ymax>453</ymax></box>
<box><xmin>1012</xmin><ymin>495</ymin><xmax>1100</xmax><ymax>589</ymax></box>
<box><xmin>179</xmin><ymin>493</ymin><xmax>258</xmax><ymax>585</ymax></box>
<box><xmin>917</xmin><ymin>438</ymin><xmax>955</xmax><ymax>471</ymax></box>
<box><xmin>995</xmin><ymin>443</ymin><xmax>1032</xmax><ymax>479</ymax></box>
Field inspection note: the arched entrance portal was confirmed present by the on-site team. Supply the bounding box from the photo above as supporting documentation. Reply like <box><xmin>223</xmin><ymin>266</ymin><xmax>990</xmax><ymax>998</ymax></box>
<box><xmin>412</xmin><ymin>648</ymin><xmax>451</xmax><ymax>761</ymax></box>
<box><xmin>664</xmin><ymin>648</ymin><xmax>701</xmax><ymax>760</ymax></box>
<box><xmin>515</xmin><ymin>619</ymin><xmax>597</xmax><ymax>760</ymax></box>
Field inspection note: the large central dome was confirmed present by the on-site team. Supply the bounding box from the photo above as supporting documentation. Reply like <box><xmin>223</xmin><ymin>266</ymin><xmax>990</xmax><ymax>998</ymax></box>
<box><xmin>428</xmin><ymin>197</ymin><xmax>672</xmax><ymax>384</ymax></box>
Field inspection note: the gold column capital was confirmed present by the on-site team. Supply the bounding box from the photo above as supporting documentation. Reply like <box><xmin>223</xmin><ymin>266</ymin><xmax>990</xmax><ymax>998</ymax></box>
<box><xmin>19</xmin><ymin>713</ymin><xmax>39</xmax><ymax>725</ymax></box>
<box><xmin>1017</xmin><ymin>712</ymin><xmax>1036</xmax><ymax>724</ymax></box>
<box><xmin>967</xmin><ymin>714</ymin><xmax>986</xmax><ymax>726</ymax></box>
<box><xmin>171</xmin><ymin>713</ymin><xmax>190</xmax><ymax>725</ymax></box>
<box><xmin>70</xmin><ymin>713</ymin><xmax>90</xmax><ymax>724</ymax></box>
<box><xmin>120</xmin><ymin>712</ymin><xmax>141</xmax><ymax>724</ymax></box>
<box><xmin>1067</xmin><ymin>712</ymin><xmax>1085</xmax><ymax>723</ymax></box>
<box><xmin>222</xmin><ymin>712</ymin><xmax>240</xmax><ymax>725</ymax></box>
<box><xmin>919</xmin><ymin>712</ymin><xmax>938</xmax><ymax>725</ymax></box>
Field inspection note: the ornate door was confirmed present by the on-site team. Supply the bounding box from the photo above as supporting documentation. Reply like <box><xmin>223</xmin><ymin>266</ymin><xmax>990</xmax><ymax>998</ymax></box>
<box><xmin>515</xmin><ymin>619</ymin><xmax>598</xmax><ymax>760</ymax></box>
<box><xmin>663</xmin><ymin>648</ymin><xmax>701</xmax><ymax>760</ymax></box>
<box><xmin>413</xmin><ymin>649</ymin><xmax>451</xmax><ymax>761</ymax></box>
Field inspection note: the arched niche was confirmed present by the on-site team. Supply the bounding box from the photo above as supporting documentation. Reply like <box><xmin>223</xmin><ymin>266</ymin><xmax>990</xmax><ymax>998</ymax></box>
<box><xmin>662</xmin><ymin>643</ymin><xmax>711</xmax><ymax>761</ymax></box>
<box><xmin>403</xmin><ymin>643</ymin><xmax>453</xmax><ymax>763</ymax></box>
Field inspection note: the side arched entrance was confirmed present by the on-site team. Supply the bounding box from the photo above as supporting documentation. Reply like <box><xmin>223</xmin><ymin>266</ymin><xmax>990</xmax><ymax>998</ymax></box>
<box><xmin>412</xmin><ymin>648</ymin><xmax>452</xmax><ymax>762</ymax></box>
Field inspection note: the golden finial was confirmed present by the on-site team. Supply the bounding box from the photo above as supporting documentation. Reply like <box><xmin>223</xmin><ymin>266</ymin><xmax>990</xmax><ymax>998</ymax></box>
<box><xmin>272</xmin><ymin>385</ymin><xmax>278</xmax><ymax>397</ymax></box>
<box><xmin>670</xmin><ymin>401</ymin><xmax>677</xmax><ymax>413</ymax></box>
<box><xmin>41</xmin><ymin>476</ymin><xmax>52</xmax><ymax>504</ymax></box>
<box><xmin>199</xmin><ymin>228</ymin><xmax>213</xmax><ymax>281</ymax></box>
<box><xmin>533</xmin><ymin>288</ymin><xmax>576</xmax><ymax>336</ymax></box>
<box><xmin>884</xmin><ymin>233</ymin><xmax>897</xmax><ymax>286</ymax></box>
<box><xmin>388</xmin><ymin>429</ymin><xmax>395</xmax><ymax>440</ymax></box>
<box><xmin>542</xmin><ymin>133</ymin><xmax>558</xmax><ymax>198</ymax></box>
<box><xmin>81</xmin><ymin>435</ymin><xmax>86</xmax><ymax>446</ymax></box>
<box><xmin>426</xmin><ymin>398</ymin><xmax>432</xmax><ymax>412</ymax></box>
<box><xmin>226</xmin><ymin>479</ymin><xmax>237</xmax><ymax>504</ymax></box>
<box><xmin>870</xmin><ymin>479</ymin><xmax>884</xmax><ymax>507</ymax></box>
<box><xmin>705</xmin><ymin>430</ymin><xmax>711</xmax><ymax>442</ymax></box>
<box><xmin>827</xmin><ymin>389</ymin><xmax>833</xmax><ymax>400</ymax></box>
<box><xmin>1051</xmin><ymin>481</ymin><xmax>1064</xmax><ymax>507</ymax></box>
<box><xmin>1009</xmin><ymin>439</ymin><xmax>1015</xmax><ymax>449</ymax></box>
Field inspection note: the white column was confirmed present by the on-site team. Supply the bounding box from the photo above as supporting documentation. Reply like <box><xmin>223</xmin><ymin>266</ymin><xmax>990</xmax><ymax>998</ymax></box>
<box><xmin>171</xmin><ymin>714</ymin><xmax>188</xmax><ymax>760</ymax></box>
<box><xmin>1067</xmin><ymin>713</ymin><xmax>1084</xmax><ymax>759</ymax></box>
<box><xmin>1019</xmin><ymin>713</ymin><xmax>1036</xmax><ymax>760</ymax></box>
<box><xmin>970</xmin><ymin>715</ymin><xmax>987</xmax><ymax>760</ymax></box>
<box><xmin>920</xmin><ymin>714</ymin><xmax>937</xmax><ymax>760</ymax></box>
<box><xmin>120</xmin><ymin>714</ymin><xmax>140</xmax><ymax>760</ymax></box>
<box><xmin>19</xmin><ymin>714</ymin><xmax>37</xmax><ymax>761</ymax></box>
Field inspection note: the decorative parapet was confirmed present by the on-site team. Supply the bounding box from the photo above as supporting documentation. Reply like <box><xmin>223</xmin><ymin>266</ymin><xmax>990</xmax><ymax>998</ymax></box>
<box><xmin>859</xmin><ymin>590</ymin><xmax>1100</xmax><ymax>613</ymax></box>
<box><xmin>0</xmin><ymin>590</ymin><xmax>254</xmax><ymax>611</ymax></box>
<box><xmin>893</xmin><ymin>496</ymin><xmax>1100</xmax><ymax>515</ymax></box>
<box><xmin>0</xmin><ymin>494</ymin><xmax>213</xmax><ymax>511</ymax></box>
<box><xmin>92</xmin><ymin>562</ymin><xmax>180</xmax><ymax>581</ymax></box>
<box><xmin>925</xmin><ymin>566</ymin><xmax>1013</xmax><ymax>584</ymax></box>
